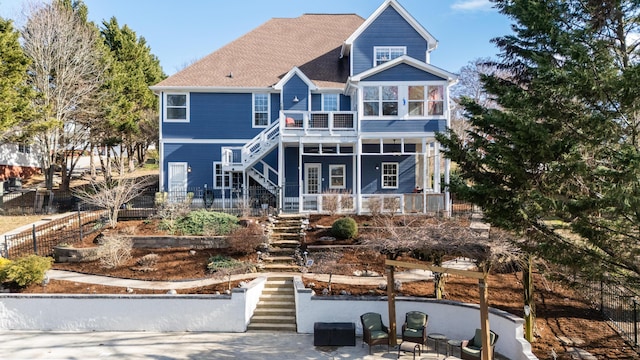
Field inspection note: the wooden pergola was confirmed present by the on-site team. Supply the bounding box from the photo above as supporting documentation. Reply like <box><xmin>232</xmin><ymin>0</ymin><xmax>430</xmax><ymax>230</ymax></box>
<box><xmin>385</xmin><ymin>259</ymin><xmax>493</xmax><ymax>360</ymax></box>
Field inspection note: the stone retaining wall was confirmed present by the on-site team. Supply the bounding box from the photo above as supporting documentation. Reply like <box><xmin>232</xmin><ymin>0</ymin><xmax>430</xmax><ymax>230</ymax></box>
<box><xmin>126</xmin><ymin>236</ymin><xmax>228</xmax><ymax>249</ymax></box>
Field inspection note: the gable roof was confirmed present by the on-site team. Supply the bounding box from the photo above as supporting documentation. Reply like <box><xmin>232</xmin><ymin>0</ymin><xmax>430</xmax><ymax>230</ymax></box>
<box><xmin>152</xmin><ymin>14</ymin><xmax>364</xmax><ymax>90</ymax></box>
<box><xmin>350</xmin><ymin>55</ymin><xmax>457</xmax><ymax>83</ymax></box>
<box><xmin>341</xmin><ymin>0</ymin><xmax>438</xmax><ymax>58</ymax></box>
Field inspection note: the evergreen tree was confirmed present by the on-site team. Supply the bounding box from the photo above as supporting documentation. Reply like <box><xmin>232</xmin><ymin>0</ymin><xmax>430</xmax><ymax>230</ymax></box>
<box><xmin>100</xmin><ymin>17</ymin><xmax>165</xmax><ymax>173</ymax></box>
<box><xmin>0</xmin><ymin>18</ymin><xmax>32</xmax><ymax>135</ymax></box>
<box><xmin>437</xmin><ymin>0</ymin><xmax>640</xmax><ymax>340</ymax></box>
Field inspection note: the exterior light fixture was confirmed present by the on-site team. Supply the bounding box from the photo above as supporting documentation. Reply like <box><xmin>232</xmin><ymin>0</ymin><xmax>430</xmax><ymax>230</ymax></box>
<box><xmin>293</xmin><ymin>96</ymin><xmax>300</xmax><ymax>103</ymax></box>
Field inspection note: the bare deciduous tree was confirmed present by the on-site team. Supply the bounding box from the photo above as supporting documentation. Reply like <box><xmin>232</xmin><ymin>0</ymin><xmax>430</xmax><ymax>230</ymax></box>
<box><xmin>362</xmin><ymin>215</ymin><xmax>521</xmax><ymax>298</ymax></box>
<box><xmin>21</xmin><ymin>1</ymin><xmax>107</xmax><ymax>189</ymax></box>
<box><xmin>73</xmin><ymin>177</ymin><xmax>152</xmax><ymax>228</ymax></box>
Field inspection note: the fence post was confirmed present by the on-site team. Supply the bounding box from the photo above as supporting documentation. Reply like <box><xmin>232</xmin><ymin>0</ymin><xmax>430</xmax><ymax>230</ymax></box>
<box><xmin>77</xmin><ymin>204</ymin><xmax>83</xmax><ymax>242</ymax></box>
<box><xmin>3</xmin><ymin>235</ymin><xmax>8</xmax><ymax>259</ymax></box>
<box><xmin>634</xmin><ymin>299</ymin><xmax>638</xmax><ymax>348</ymax></box>
<box><xmin>32</xmin><ymin>224</ymin><xmax>37</xmax><ymax>255</ymax></box>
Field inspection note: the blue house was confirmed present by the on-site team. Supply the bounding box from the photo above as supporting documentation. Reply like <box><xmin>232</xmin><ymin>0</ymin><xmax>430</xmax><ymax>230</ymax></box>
<box><xmin>150</xmin><ymin>0</ymin><xmax>457</xmax><ymax>214</ymax></box>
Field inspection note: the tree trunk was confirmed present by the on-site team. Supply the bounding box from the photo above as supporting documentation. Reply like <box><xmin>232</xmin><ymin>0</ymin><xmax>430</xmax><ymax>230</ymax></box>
<box><xmin>386</xmin><ymin>264</ymin><xmax>397</xmax><ymax>346</ymax></box>
<box><xmin>89</xmin><ymin>145</ymin><xmax>96</xmax><ymax>180</ymax></box>
<box><xmin>523</xmin><ymin>254</ymin><xmax>536</xmax><ymax>342</ymax></box>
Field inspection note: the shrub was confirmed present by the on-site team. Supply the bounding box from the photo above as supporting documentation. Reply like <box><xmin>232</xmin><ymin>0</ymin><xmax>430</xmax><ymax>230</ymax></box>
<box><xmin>226</xmin><ymin>222</ymin><xmax>266</xmax><ymax>255</ymax></box>
<box><xmin>2</xmin><ymin>255</ymin><xmax>53</xmax><ymax>287</ymax></box>
<box><xmin>0</xmin><ymin>257</ymin><xmax>12</xmax><ymax>282</ymax></box>
<box><xmin>157</xmin><ymin>201</ymin><xmax>191</xmax><ymax>234</ymax></box>
<box><xmin>97</xmin><ymin>235</ymin><xmax>133</xmax><ymax>269</ymax></box>
<box><xmin>207</xmin><ymin>255</ymin><xmax>241</xmax><ymax>273</ymax></box>
<box><xmin>137</xmin><ymin>253</ymin><xmax>159</xmax><ymax>268</ymax></box>
<box><xmin>174</xmin><ymin>210</ymin><xmax>239</xmax><ymax>236</ymax></box>
<box><xmin>331</xmin><ymin>217</ymin><xmax>358</xmax><ymax>239</ymax></box>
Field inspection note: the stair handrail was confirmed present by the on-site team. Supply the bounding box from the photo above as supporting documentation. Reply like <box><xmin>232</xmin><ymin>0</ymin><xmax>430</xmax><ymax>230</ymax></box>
<box><xmin>242</xmin><ymin>120</ymin><xmax>281</xmax><ymax>165</ymax></box>
<box><xmin>251</xmin><ymin>160</ymin><xmax>278</xmax><ymax>189</ymax></box>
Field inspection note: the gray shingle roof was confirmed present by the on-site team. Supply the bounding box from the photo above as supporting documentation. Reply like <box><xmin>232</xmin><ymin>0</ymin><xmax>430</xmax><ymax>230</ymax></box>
<box><xmin>154</xmin><ymin>14</ymin><xmax>365</xmax><ymax>89</ymax></box>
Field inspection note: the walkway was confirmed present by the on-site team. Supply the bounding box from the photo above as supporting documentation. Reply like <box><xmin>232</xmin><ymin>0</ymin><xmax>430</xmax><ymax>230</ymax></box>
<box><xmin>46</xmin><ymin>258</ymin><xmax>477</xmax><ymax>290</ymax></box>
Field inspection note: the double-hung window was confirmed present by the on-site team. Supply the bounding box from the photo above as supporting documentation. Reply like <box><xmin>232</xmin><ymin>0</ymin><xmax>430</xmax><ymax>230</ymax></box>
<box><xmin>213</xmin><ymin>162</ymin><xmax>230</xmax><ymax>189</ymax></box>
<box><xmin>363</xmin><ymin>86</ymin><xmax>398</xmax><ymax>116</ymax></box>
<box><xmin>329</xmin><ymin>165</ymin><xmax>346</xmax><ymax>189</ymax></box>
<box><xmin>374</xmin><ymin>46</ymin><xmax>406</xmax><ymax>66</ymax></box>
<box><xmin>408</xmin><ymin>85</ymin><xmax>444</xmax><ymax>116</ymax></box>
<box><xmin>165</xmin><ymin>94</ymin><xmax>188</xmax><ymax>122</ymax></box>
<box><xmin>253</xmin><ymin>93</ymin><xmax>270</xmax><ymax>128</ymax></box>
<box><xmin>322</xmin><ymin>94</ymin><xmax>339</xmax><ymax>111</ymax></box>
<box><xmin>381</xmin><ymin>162</ymin><xmax>399</xmax><ymax>189</ymax></box>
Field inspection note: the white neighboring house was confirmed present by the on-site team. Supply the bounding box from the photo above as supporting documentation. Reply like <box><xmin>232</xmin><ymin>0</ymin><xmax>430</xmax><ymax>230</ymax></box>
<box><xmin>0</xmin><ymin>142</ymin><xmax>41</xmax><ymax>190</ymax></box>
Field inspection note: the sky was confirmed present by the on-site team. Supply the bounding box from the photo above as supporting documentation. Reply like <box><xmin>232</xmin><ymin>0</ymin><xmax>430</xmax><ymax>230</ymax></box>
<box><xmin>0</xmin><ymin>0</ymin><xmax>514</xmax><ymax>77</ymax></box>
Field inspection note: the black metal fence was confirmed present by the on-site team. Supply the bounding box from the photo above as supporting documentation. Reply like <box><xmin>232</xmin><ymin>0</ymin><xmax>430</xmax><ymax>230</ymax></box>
<box><xmin>3</xmin><ymin>210</ymin><xmax>105</xmax><ymax>259</ymax></box>
<box><xmin>579</xmin><ymin>279</ymin><xmax>639</xmax><ymax>349</ymax></box>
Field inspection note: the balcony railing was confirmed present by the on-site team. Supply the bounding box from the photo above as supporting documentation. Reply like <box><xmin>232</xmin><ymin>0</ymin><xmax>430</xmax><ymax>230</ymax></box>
<box><xmin>281</xmin><ymin>111</ymin><xmax>357</xmax><ymax>132</ymax></box>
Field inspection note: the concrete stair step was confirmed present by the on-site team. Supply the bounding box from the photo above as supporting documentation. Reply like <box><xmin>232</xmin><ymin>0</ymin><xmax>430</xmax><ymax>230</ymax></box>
<box><xmin>262</xmin><ymin>289</ymin><xmax>294</xmax><ymax>296</ymax></box>
<box><xmin>257</xmin><ymin>300</ymin><xmax>296</xmax><ymax>308</ymax></box>
<box><xmin>247</xmin><ymin>323</ymin><xmax>297</xmax><ymax>332</ymax></box>
<box><xmin>261</xmin><ymin>264</ymin><xmax>300</xmax><ymax>271</ymax></box>
<box><xmin>250</xmin><ymin>315</ymin><xmax>296</xmax><ymax>324</ymax></box>
<box><xmin>264</xmin><ymin>278</ymin><xmax>293</xmax><ymax>285</ymax></box>
<box><xmin>262</xmin><ymin>256</ymin><xmax>295</xmax><ymax>262</ymax></box>
<box><xmin>253</xmin><ymin>308</ymin><xmax>295</xmax><ymax>316</ymax></box>
<box><xmin>259</xmin><ymin>293</ymin><xmax>294</xmax><ymax>300</ymax></box>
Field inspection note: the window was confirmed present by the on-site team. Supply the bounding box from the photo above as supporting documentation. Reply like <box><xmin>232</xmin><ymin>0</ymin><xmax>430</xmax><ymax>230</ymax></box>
<box><xmin>381</xmin><ymin>162</ymin><xmax>398</xmax><ymax>189</ymax></box>
<box><xmin>329</xmin><ymin>165</ymin><xmax>346</xmax><ymax>189</ymax></box>
<box><xmin>427</xmin><ymin>86</ymin><xmax>444</xmax><ymax>115</ymax></box>
<box><xmin>213</xmin><ymin>162</ymin><xmax>229</xmax><ymax>189</ymax></box>
<box><xmin>408</xmin><ymin>85</ymin><xmax>444</xmax><ymax>116</ymax></box>
<box><xmin>363</xmin><ymin>86</ymin><xmax>398</xmax><ymax>116</ymax></box>
<box><xmin>18</xmin><ymin>143</ymin><xmax>31</xmax><ymax>154</ymax></box>
<box><xmin>322</xmin><ymin>94</ymin><xmax>339</xmax><ymax>111</ymax></box>
<box><xmin>165</xmin><ymin>94</ymin><xmax>188</xmax><ymax>122</ymax></box>
<box><xmin>374</xmin><ymin>47</ymin><xmax>406</xmax><ymax>66</ymax></box>
<box><xmin>253</xmin><ymin>93</ymin><xmax>270</xmax><ymax>127</ymax></box>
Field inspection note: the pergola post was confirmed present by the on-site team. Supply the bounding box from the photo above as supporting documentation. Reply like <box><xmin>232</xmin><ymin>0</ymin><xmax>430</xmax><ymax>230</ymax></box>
<box><xmin>386</xmin><ymin>264</ymin><xmax>398</xmax><ymax>346</ymax></box>
<box><xmin>479</xmin><ymin>276</ymin><xmax>492</xmax><ymax>360</ymax></box>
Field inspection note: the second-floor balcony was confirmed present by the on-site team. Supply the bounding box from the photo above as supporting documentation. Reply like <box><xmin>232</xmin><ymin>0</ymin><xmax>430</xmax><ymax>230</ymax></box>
<box><xmin>281</xmin><ymin>110</ymin><xmax>357</xmax><ymax>136</ymax></box>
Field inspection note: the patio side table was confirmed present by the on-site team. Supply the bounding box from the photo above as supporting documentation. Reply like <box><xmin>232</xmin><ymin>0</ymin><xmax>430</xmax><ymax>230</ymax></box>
<box><xmin>427</xmin><ymin>333</ymin><xmax>448</xmax><ymax>356</ymax></box>
<box><xmin>447</xmin><ymin>339</ymin><xmax>462</xmax><ymax>357</ymax></box>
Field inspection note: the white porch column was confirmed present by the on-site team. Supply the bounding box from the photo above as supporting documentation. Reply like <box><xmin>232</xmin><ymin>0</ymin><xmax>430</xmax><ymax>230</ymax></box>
<box><xmin>444</xmin><ymin>152</ymin><xmax>451</xmax><ymax>215</ymax></box>
<box><xmin>278</xmin><ymin>140</ymin><xmax>284</xmax><ymax>213</ymax></box>
<box><xmin>422</xmin><ymin>138</ymin><xmax>427</xmax><ymax>213</ymax></box>
<box><xmin>434</xmin><ymin>142</ymin><xmax>441</xmax><ymax>193</ymax></box>
<box><xmin>356</xmin><ymin>137</ymin><xmax>362</xmax><ymax>215</ymax></box>
<box><xmin>298</xmin><ymin>142</ymin><xmax>303</xmax><ymax>213</ymax></box>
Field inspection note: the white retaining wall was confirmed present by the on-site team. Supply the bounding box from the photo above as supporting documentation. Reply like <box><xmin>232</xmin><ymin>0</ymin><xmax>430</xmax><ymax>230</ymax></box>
<box><xmin>293</xmin><ymin>277</ymin><xmax>537</xmax><ymax>360</ymax></box>
<box><xmin>0</xmin><ymin>277</ymin><xmax>266</xmax><ymax>332</ymax></box>
<box><xmin>0</xmin><ymin>276</ymin><xmax>536</xmax><ymax>360</ymax></box>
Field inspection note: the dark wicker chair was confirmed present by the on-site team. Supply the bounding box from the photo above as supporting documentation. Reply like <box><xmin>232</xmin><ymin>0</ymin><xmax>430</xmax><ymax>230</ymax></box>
<box><xmin>401</xmin><ymin>311</ymin><xmax>428</xmax><ymax>349</ymax></box>
<box><xmin>360</xmin><ymin>312</ymin><xmax>390</xmax><ymax>354</ymax></box>
<box><xmin>461</xmin><ymin>328</ymin><xmax>499</xmax><ymax>360</ymax></box>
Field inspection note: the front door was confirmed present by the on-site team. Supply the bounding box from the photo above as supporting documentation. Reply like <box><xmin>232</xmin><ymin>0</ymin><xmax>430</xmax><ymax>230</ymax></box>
<box><xmin>168</xmin><ymin>162</ymin><xmax>188</xmax><ymax>202</ymax></box>
<box><xmin>304</xmin><ymin>163</ymin><xmax>321</xmax><ymax>194</ymax></box>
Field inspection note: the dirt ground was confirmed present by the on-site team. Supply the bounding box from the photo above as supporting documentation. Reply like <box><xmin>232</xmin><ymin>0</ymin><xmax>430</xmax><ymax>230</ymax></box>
<box><xmin>14</xmin><ymin>216</ymin><xmax>640</xmax><ymax>359</ymax></box>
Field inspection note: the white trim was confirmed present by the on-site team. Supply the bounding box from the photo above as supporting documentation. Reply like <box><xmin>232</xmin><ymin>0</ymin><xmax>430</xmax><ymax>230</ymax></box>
<box><xmin>273</xmin><ymin>67</ymin><xmax>318</xmax><ymax>91</ymax></box>
<box><xmin>160</xmin><ymin>139</ymin><xmax>249</xmax><ymax>144</ymax></box>
<box><xmin>381</xmin><ymin>162</ymin><xmax>399</xmax><ymax>189</ymax></box>
<box><xmin>342</xmin><ymin>0</ymin><xmax>438</xmax><ymax>57</ymax></box>
<box><xmin>351</xmin><ymin>55</ymin><xmax>457</xmax><ymax>83</ymax></box>
<box><xmin>328</xmin><ymin>164</ymin><xmax>346</xmax><ymax>190</ymax></box>
<box><xmin>373</xmin><ymin>46</ymin><xmax>407</xmax><ymax>67</ymax></box>
<box><xmin>163</xmin><ymin>93</ymin><xmax>189</xmax><ymax>123</ymax></box>
<box><xmin>151</xmin><ymin>86</ymin><xmax>278</xmax><ymax>93</ymax></box>
<box><xmin>252</xmin><ymin>93</ymin><xmax>270</xmax><ymax>128</ymax></box>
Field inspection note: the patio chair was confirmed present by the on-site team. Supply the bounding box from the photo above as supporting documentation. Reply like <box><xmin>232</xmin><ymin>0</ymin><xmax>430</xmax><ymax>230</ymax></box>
<box><xmin>461</xmin><ymin>328</ymin><xmax>499</xmax><ymax>360</ymax></box>
<box><xmin>401</xmin><ymin>311</ymin><xmax>428</xmax><ymax>349</ymax></box>
<box><xmin>360</xmin><ymin>312</ymin><xmax>390</xmax><ymax>355</ymax></box>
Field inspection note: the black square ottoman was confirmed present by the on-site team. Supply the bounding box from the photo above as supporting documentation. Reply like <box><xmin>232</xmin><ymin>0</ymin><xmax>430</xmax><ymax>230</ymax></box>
<box><xmin>314</xmin><ymin>322</ymin><xmax>356</xmax><ymax>346</ymax></box>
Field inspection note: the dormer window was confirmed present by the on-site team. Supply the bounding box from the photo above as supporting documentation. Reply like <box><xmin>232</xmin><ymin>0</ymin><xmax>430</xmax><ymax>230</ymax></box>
<box><xmin>374</xmin><ymin>46</ymin><xmax>406</xmax><ymax>66</ymax></box>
